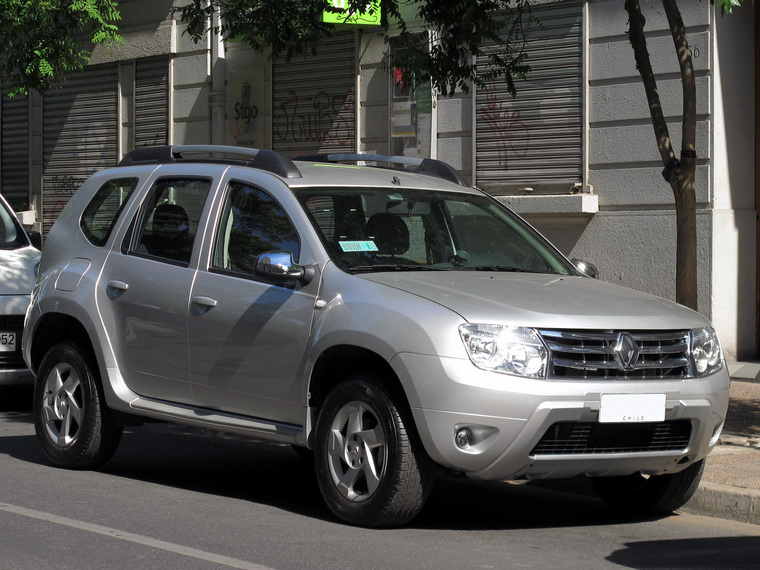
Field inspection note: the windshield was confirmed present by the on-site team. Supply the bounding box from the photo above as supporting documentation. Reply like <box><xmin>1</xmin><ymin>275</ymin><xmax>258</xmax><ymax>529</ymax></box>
<box><xmin>294</xmin><ymin>187</ymin><xmax>574</xmax><ymax>275</ymax></box>
<box><xmin>0</xmin><ymin>197</ymin><xmax>27</xmax><ymax>250</ymax></box>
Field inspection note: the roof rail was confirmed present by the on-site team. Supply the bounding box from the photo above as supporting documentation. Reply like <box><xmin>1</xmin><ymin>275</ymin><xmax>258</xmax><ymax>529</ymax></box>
<box><xmin>119</xmin><ymin>145</ymin><xmax>302</xmax><ymax>179</ymax></box>
<box><xmin>292</xmin><ymin>153</ymin><xmax>469</xmax><ymax>187</ymax></box>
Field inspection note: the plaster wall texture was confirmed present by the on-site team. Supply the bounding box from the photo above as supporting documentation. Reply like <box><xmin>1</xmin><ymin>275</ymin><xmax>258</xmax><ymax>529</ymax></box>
<box><xmin>585</xmin><ymin>2</ymin><xmax>709</xmax><ymax>299</ymax></box>
<box><xmin>119</xmin><ymin>61</ymin><xmax>135</xmax><ymax>154</ymax></box>
<box><xmin>359</xmin><ymin>34</ymin><xmax>389</xmax><ymax>154</ymax></box>
<box><xmin>582</xmin><ymin>0</ymin><xmax>756</xmax><ymax>359</ymax></box>
<box><xmin>116</xmin><ymin>0</ymin><xmax>178</xmax><ymax>30</ymax></box>
<box><xmin>588</xmin><ymin>165</ymin><xmax>710</xmax><ymax>208</ymax></box>
<box><xmin>172</xmin><ymin>23</ymin><xmax>211</xmax><ymax>145</ymax></box>
<box><xmin>437</xmin><ymin>135</ymin><xmax>472</xmax><ymax>175</ymax></box>
<box><xmin>435</xmin><ymin>93</ymin><xmax>471</xmax><ymax>172</ymax></box>
<box><xmin>567</xmin><ymin>209</ymin><xmax>713</xmax><ymax>318</ymax></box>
<box><xmin>89</xmin><ymin>20</ymin><xmax>175</xmax><ymax>65</ymax></box>
<box><xmin>588</xmin><ymin>0</ymin><xmax>709</xmax><ymax>33</ymax></box>
<box><xmin>709</xmin><ymin>6</ymin><xmax>756</xmax><ymax>359</ymax></box>
<box><xmin>711</xmin><ymin>209</ymin><xmax>756</xmax><ymax>360</ymax></box>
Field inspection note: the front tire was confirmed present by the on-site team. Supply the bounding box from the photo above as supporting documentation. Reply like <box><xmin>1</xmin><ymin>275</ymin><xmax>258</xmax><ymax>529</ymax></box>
<box><xmin>591</xmin><ymin>459</ymin><xmax>705</xmax><ymax>515</ymax></box>
<box><xmin>33</xmin><ymin>342</ymin><xmax>123</xmax><ymax>469</ymax></box>
<box><xmin>314</xmin><ymin>374</ymin><xmax>434</xmax><ymax>527</ymax></box>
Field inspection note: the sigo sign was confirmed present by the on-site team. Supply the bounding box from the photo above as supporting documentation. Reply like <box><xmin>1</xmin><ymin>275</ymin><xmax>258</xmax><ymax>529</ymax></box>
<box><xmin>234</xmin><ymin>82</ymin><xmax>258</xmax><ymax>126</ymax></box>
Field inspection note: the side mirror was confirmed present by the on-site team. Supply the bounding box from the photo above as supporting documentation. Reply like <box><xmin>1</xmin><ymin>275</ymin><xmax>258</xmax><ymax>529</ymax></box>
<box><xmin>27</xmin><ymin>230</ymin><xmax>42</xmax><ymax>250</ymax></box>
<box><xmin>571</xmin><ymin>258</ymin><xmax>598</xmax><ymax>279</ymax></box>
<box><xmin>254</xmin><ymin>251</ymin><xmax>313</xmax><ymax>285</ymax></box>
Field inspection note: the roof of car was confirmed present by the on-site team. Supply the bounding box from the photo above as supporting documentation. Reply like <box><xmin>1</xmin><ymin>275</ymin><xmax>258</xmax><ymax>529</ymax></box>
<box><xmin>118</xmin><ymin>145</ymin><xmax>471</xmax><ymax>191</ymax></box>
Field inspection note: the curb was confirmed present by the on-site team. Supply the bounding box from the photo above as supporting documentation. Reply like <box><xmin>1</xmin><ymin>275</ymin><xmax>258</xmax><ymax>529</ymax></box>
<box><xmin>728</xmin><ymin>362</ymin><xmax>760</xmax><ymax>383</ymax></box>
<box><xmin>682</xmin><ymin>481</ymin><xmax>760</xmax><ymax>526</ymax></box>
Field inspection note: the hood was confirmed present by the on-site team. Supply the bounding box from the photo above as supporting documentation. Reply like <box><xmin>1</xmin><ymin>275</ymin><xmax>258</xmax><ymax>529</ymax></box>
<box><xmin>358</xmin><ymin>271</ymin><xmax>709</xmax><ymax>331</ymax></box>
<box><xmin>0</xmin><ymin>246</ymin><xmax>40</xmax><ymax>297</ymax></box>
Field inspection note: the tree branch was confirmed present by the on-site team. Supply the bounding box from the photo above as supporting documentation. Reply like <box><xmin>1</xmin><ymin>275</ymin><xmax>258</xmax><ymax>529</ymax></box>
<box><xmin>624</xmin><ymin>0</ymin><xmax>675</xmax><ymax>168</ymax></box>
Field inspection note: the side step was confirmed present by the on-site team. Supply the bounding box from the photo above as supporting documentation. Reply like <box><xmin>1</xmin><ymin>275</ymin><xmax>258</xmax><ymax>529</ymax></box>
<box><xmin>127</xmin><ymin>396</ymin><xmax>303</xmax><ymax>444</ymax></box>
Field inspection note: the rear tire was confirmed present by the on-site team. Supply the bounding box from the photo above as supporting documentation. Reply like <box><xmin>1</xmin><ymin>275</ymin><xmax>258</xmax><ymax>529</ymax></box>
<box><xmin>314</xmin><ymin>374</ymin><xmax>434</xmax><ymax>527</ymax></box>
<box><xmin>33</xmin><ymin>342</ymin><xmax>123</xmax><ymax>469</ymax></box>
<box><xmin>591</xmin><ymin>459</ymin><xmax>705</xmax><ymax>515</ymax></box>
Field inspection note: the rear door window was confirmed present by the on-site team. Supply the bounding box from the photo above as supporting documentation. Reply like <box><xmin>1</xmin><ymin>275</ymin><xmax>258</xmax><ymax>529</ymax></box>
<box><xmin>131</xmin><ymin>178</ymin><xmax>212</xmax><ymax>265</ymax></box>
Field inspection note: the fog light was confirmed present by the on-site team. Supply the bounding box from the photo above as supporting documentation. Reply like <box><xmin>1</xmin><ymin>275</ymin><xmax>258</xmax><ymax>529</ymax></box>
<box><xmin>455</xmin><ymin>428</ymin><xmax>472</xmax><ymax>449</ymax></box>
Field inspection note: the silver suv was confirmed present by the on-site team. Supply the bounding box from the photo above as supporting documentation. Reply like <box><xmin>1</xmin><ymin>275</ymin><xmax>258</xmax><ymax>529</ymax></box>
<box><xmin>24</xmin><ymin>145</ymin><xmax>729</xmax><ymax>527</ymax></box>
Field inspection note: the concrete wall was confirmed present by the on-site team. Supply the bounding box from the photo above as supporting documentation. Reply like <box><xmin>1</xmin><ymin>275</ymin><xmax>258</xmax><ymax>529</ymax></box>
<box><xmin>710</xmin><ymin>5</ymin><xmax>756</xmax><ymax>359</ymax></box>
<box><xmin>578</xmin><ymin>0</ymin><xmax>756</xmax><ymax>360</ymax></box>
<box><xmin>583</xmin><ymin>0</ymin><xmax>712</xmax><ymax>315</ymax></box>
<box><xmin>88</xmin><ymin>0</ymin><xmax>216</xmax><ymax>147</ymax></box>
<box><xmin>359</xmin><ymin>31</ymin><xmax>390</xmax><ymax>154</ymax></box>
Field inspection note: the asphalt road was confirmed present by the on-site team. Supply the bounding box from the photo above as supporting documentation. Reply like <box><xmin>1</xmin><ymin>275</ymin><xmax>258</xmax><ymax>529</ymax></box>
<box><xmin>1</xmin><ymin>386</ymin><xmax>759</xmax><ymax>570</ymax></box>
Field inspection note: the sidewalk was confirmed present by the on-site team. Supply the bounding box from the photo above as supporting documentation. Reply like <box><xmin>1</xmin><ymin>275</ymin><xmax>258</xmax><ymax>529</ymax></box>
<box><xmin>680</xmin><ymin>363</ymin><xmax>760</xmax><ymax>525</ymax></box>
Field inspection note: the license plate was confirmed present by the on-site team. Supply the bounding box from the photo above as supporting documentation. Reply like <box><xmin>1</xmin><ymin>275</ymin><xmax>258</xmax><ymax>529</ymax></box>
<box><xmin>599</xmin><ymin>394</ymin><xmax>666</xmax><ymax>423</ymax></box>
<box><xmin>0</xmin><ymin>331</ymin><xmax>16</xmax><ymax>352</ymax></box>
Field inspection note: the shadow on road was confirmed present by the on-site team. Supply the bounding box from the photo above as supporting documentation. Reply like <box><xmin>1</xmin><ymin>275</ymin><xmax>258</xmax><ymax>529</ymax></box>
<box><xmin>0</xmin><ymin>402</ymin><xmax>734</xmax><ymax>533</ymax></box>
<box><xmin>0</xmin><ymin>385</ymin><xmax>33</xmax><ymax>414</ymax></box>
<box><xmin>93</xmin><ymin>421</ymin><xmax>660</xmax><ymax>531</ymax></box>
<box><xmin>607</xmin><ymin>536</ymin><xmax>760</xmax><ymax>568</ymax></box>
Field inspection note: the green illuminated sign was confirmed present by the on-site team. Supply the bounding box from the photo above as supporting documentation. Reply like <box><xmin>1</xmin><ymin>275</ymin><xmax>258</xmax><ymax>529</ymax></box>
<box><xmin>323</xmin><ymin>0</ymin><xmax>381</xmax><ymax>27</ymax></box>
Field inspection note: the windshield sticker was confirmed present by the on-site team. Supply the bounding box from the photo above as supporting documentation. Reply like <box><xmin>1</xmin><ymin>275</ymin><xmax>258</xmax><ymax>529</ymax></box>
<box><xmin>339</xmin><ymin>240</ymin><xmax>379</xmax><ymax>252</ymax></box>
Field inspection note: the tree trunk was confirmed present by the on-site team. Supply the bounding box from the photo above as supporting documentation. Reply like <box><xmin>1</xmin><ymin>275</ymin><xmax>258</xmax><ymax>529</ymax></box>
<box><xmin>624</xmin><ymin>0</ymin><xmax>698</xmax><ymax>311</ymax></box>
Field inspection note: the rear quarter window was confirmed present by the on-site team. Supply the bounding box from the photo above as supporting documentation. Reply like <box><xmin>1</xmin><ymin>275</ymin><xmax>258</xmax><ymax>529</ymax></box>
<box><xmin>80</xmin><ymin>178</ymin><xmax>139</xmax><ymax>246</ymax></box>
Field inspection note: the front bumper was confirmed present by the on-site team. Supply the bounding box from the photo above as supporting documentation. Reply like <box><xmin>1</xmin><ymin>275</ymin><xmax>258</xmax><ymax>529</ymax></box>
<box><xmin>1</xmin><ymin>304</ymin><xmax>33</xmax><ymax>386</ymax></box>
<box><xmin>395</xmin><ymin>353</ymin><xmax>730</xmax><ymax>481</ymax></box>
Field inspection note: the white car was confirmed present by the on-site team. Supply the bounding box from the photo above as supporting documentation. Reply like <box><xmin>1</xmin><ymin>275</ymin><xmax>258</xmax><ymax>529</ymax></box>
<box><xmin>0</xmin><ymin>194</ymin><xmax>40</xmax><ymax>385</ymax></box>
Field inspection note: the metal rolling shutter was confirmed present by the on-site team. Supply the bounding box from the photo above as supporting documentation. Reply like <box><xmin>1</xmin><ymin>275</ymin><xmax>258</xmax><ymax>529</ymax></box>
<box><xmin>475</xmin><ymin>1</ymin><xmax>583</xmax><ymax>191</ymax></box>
<box><xmin>272</xmin><ymin>32</ymin><xmax>356</xmax><ymax>155</ymax></box>
<box><xmin>42</xmin><ymin>64</ymin><xmax>118</xmax><ymax>235</ymax></box>
<box><xmin>135</xmin><ymin>56</ymin><xmax>170</xmax><ymax>148</ymax></box>
<box><xmin>1</xmin><ymin>95</ymin><xmax>30</xmax><ymax>210</ymax></box>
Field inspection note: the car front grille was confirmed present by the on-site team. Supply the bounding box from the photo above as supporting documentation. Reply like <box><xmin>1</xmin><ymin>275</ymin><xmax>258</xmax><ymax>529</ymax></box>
<box><xmin>0</xmin><ymin>315</ymin><xmax>25</xmax><ymax>369</ymax></box>
<box><xmin>531</xmin><ymin>420</ymin><xmax>692</xmax><ymax>456</ymax></box>
<box><xmin>538</xmin><ymin>329</ymin><xmax>692</xmax><ymax>380</ymax></box>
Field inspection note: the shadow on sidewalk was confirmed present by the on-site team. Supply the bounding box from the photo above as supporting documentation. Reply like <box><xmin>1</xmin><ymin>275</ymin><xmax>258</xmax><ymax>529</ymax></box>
<box><xmin>725</xmin><ymin>381</ymin><xmax>760</xmax><ymax>437</ymax></box>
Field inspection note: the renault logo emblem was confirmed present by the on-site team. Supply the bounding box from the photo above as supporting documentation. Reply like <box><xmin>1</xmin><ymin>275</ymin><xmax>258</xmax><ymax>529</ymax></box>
<box><xmin>615</xmin><ymin>333</ymin><xmax>640</xmax><ymax>371</ymax></box>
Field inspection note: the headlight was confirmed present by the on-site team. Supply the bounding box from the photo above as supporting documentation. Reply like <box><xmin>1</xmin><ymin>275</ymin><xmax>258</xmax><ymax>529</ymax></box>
<box><xmin>459</xmin><ymin>324</ymin><xmax>548</xmax><ymax>378</ymax></box>
<box><xmin>691</xmin><ymin>327</ymin><xmax>723</xmax><ymax>377</ymax></box>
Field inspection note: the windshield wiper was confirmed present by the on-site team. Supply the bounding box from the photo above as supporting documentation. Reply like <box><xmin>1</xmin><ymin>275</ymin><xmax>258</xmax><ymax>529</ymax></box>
<box><xmin>349</xmin><ymin>264</ymin><xmax>450</xmax><ymax>273</ymax></box>
<box><xmin>464</xmin><ymin>266</ymin><xmax>530</xmax><ymax>272</ymax></box>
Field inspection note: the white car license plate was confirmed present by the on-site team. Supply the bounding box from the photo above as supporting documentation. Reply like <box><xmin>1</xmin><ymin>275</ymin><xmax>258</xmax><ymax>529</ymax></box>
<box><xmin>0</xmin><ymin>331</ymin><xmax>16</xmax><ymax>352</ymax></box>
<box><xmin>599</xmin><ymin>393</ymin><xmax>666</xmax><ymax>423</ymax></box>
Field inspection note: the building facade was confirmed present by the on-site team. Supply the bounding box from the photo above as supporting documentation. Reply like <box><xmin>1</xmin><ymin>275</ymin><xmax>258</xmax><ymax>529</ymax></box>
<box><xmin>0</xmin><ymin>0</ymin><xmax>756</xmax><ymax>360</ymax></box>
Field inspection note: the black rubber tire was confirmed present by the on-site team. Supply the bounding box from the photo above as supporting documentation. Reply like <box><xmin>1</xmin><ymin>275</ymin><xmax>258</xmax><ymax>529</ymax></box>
<box><xmin>314</xmin><ymin>374</ymin><xmax>434</xmax><ymax>528</ymax></box>
<box><xmin>33</xmin><ymin>341</ymin><xmax>123</xmax><ymax>470</ymax></box>
<box><xmin>591</xmin><ymin>459</ymin><xmax>705</xmax><ymax>515</ymax></box>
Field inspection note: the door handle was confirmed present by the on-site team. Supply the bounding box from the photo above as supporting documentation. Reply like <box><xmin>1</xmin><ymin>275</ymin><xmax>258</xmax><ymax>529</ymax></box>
<box><xmin>192</xmin><ymin>296</ymin><xmax>218</xmax><ymax>314</ymax></box>
<box><xmin>106</xmin><ymin>280</ymin><xmax>129</xmax><ymax>300</ymax></box>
